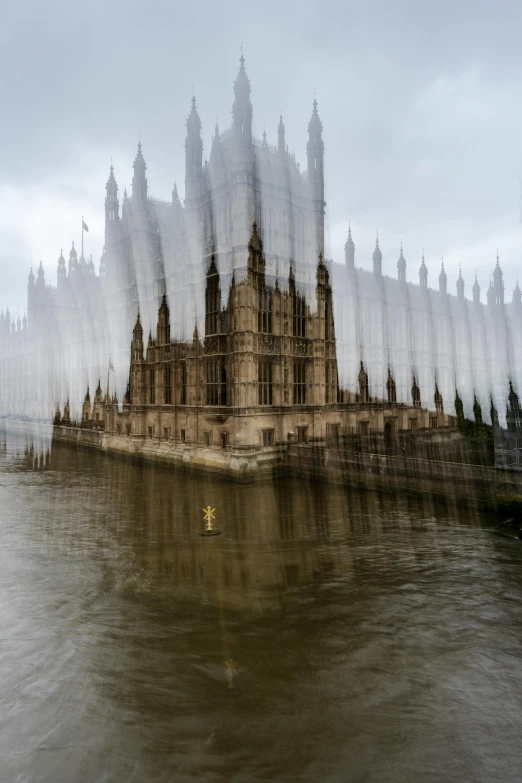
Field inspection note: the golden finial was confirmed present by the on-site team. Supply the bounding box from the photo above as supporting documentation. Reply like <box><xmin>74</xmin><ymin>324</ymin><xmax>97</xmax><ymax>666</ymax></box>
<box><xmin>200</xmin><ymin>506</ymin><xmax>220</xmax><ymax>536</ymax></box>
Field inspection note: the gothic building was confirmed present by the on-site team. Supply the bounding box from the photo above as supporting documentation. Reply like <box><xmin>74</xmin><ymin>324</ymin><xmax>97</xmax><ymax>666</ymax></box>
<box><xmin>6</xmin><ymin>54</ymin><xmax>522</xmax><ymax>472</ymax></box>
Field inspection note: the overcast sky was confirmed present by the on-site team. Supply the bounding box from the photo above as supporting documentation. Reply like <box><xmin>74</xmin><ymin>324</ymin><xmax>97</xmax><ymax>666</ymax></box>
<box><xmin>1</xmin><ymin>0</ymin><xmax>522</xmax><ymax>317</ymax></box>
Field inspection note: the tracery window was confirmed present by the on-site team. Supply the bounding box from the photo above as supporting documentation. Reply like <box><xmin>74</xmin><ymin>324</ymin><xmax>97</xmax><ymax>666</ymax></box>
<box><xmin>206</xmin><ymin>359</ymin><xmax>227</xmax><ymax>406</ymax></box>
<box><xmin>325</xmin><ymin>299</ymin><xmax>331</xmax><ymax>340</ymax></box>
<box><xmin>293</xmin><ymin>360</ymin><xmax>306</xmax><ymax>404</ymax></box>
<box><xmin>293</xmin><ymin>293</ymin><xmax>306</xmax><ymax>337</ymax></box>
<box><xmin>205</xmin><ymin>274</ymin><xmax>220</xmax><ymax>336</ymax></box>
<box><xmin>164</xmin><ymin>366</ymin><xmax>171</xmax><ymax>405</ymax></box>
<box><xmin>258</xmin><ymin>360</ymin><xmax>273</xmax><ymax>405</ymax></box>
<box><xmin>258</xmin><ymin>287</ymin><xmax>272</xmax><ymax>334</ymax></box>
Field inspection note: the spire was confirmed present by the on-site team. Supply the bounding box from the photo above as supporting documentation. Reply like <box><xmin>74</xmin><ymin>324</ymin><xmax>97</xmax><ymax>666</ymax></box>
<box><xmin>28</xmin><ymin>266</ymin><xmax>35</xmax><ymax>286</ymax></box>
<box><xmin>419</xmin><ymin>252</ymin><xmax>428</xmax><ymax>289</ymax></box>
<box><xmin>513</xmin><ymin>278</ymin><xmax>521</xmax><ymax>308</ymax></box>
<box><xmin>106</xmin><ymin>163</ymin><xmax>117</xmax><ymax>196</ymax></box>
<box><xmin>186</xmin><ymin>94</ymin><xmax>202</xmax><ymax>134</ymax></box>
<box><xmin>473</xmin><ymin>271</ymin><xmax>480</xmax><ymax>304</ymax></box>
<box><xmin>69</xmin><ymin>241</ymin><xmax>78</xmax><ymax>274</ymax></box>
<box><xmin>307</xmin><ymin>98</ymin><xmax>324</xmax><ymax>186</ymax></box>
<box><xmin>308</xmin><ymin>98</ymin><xmax>323</xmax><ymax>139</ymax></box>
<box><xmin>234</xmin><ymin>52</ymin><xmax>251</xmax><ymax>100</ymax></box>
<box><xmin>232</xmin><ymin>52</ymin><xmax>252</xmax><ymax>145</ymax></box>
<box><xmin>491</xmin><ymin>251</ymin><xmax>504</xmax><ymax>307</ymax></box>
<box><xmin>278</xmin><ymin>114</ymin><xmax>285</xmax><ymax>157</ymax></box>
<box><xmin>105</xmin><ymin>162</ymin><xmax>120</xmax><ymax>243</ymax></box>
<box><xmin>372</xmin><ymin>233</ymin><xmax>382</xmax><ymax>276</ymax></box>
<box><xmin>185</xmin><ymin>95</ymin><xmax>203</xmax><ymax>198</ymax></box>
<box><xmin>456</xmin><ymin>266</ymin><xmax>464</xmax><ymax>299</ymax></box>
<box><xmin>36</xmin><ymin>260</ymin><xmax>45</xmax><ymax>287</ymax></box>
<box><xmin>439</xmin><ymin>259</ymin><xmax>447</xmax><ymax>295</ymax></box>
<box><xmin>344</xmin><ymin>223</ymin><xmax>355</xmax><ymax>268</ymax></box>
<box><xmin>398</xmin><ymin>241</ymin><xmax>406</xmax><ymax>282</ymax></box>
<box><xmin>172</xmin><ymin>182</ymin><xmax>181</xmax><ymax>209</ymax></box>
<box><xmin>57</xmin><ymin>248</ymin><xmax>66</xmax><ymax>282</ymax></box>
<box><xmin>132</xmin><ymin>141</ymin><xmax>147</xmax><ymax>204</ymax></box>
<box><xmin>99</xmin><ymin>247</ymin><xmax>106</xmax><ymax>278</ymax></box>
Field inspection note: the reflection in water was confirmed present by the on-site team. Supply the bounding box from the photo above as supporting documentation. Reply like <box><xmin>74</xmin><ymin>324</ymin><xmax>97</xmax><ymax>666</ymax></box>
<box><xmin>1</xmin><ymin>435</ymin><xmax>522</xmax><ymax>782</ymax></box>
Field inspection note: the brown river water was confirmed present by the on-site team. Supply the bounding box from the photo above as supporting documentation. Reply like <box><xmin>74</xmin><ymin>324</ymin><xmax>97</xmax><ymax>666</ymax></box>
<box><xmin>1</xmin><ymin>430</ymin><xmax>522</xmax><ymax>782</ymax></box>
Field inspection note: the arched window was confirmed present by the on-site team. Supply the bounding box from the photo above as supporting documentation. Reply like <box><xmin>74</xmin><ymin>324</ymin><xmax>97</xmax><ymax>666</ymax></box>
<box><xmin>293</xmin><ymin>293</ymin><xmax>306</xmax><ymax>337</ymax></box>
<box><xmin>258</xmin><ymin>287</ymin><xmax>272</xmax><ymax>333</ymax></box>
<box><xmin>205</xmin><ymin>265</ymin><xmax>220</xmax><ymax>336</ymax></box>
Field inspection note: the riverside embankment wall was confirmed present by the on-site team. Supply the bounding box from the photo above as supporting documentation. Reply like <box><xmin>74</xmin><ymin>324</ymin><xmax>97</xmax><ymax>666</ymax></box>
<box><xmin>3</xmin><ymin>420</ymin><xmax>521</xmax><ymax>507</ymax></box>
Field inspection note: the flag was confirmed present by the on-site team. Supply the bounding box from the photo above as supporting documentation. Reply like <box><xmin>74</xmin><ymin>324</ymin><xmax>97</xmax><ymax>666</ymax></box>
<box><xmin>82</xmin><ymin>220</ymin><xmax>89</xmax><ymax>232</ymax></box>
<box><xmin>108</xmin><ymin>359</ymin><xmax>114</xmax><ymax>371</ymax></box>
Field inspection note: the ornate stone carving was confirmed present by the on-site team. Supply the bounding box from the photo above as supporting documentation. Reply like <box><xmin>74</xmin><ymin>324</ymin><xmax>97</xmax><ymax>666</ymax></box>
<box><xmin>258</xmin><ymin>334</ymin><xmax>275</xmax><ymax>354</ymax></box>
<box><xmin>294</xmin><ymin>339</ymin><xmax>308</xmax><ymax>356</ymax></box>
<box><xmin>205</xmin><ymin>336</ymin><xmax>219</xmax><ymax>354</ymax></box>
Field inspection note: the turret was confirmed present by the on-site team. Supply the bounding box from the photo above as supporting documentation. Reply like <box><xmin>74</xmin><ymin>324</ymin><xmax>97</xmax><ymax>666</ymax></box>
<box><xmin>372</xmin><ymin>235</ymin><xmax>382</xmax><ymax>276</ymax></box>
<box><xmin>232</xmin><ymin>54</ymin><xmax>252</xmax><ymax>147</ymax></box>
<box><xmin>105</xmin><ymin>164</ymin><xmax>120</xmax><ymax>244</ymax></box>
<box><xmin>344</xmin><ymin>224</ymin><xmax>355</xmax><ymax>269</ymax></box>
<box><xmin>419</xmin><ymin>253</ymin><xmax>428</xmax><ymax>289</ymax></box>
<box><xmin>157</xmin><ymin>293</ymin><xmax>170</xmax><ymax>345</ymax></box>
<box><xmin>307</xmin><ymin>99</ymin><xmax>324</xmax><ymax>191</ymax></box>
<box><xmin>57</xmin><ymin>249</ymin><xmax>66</xmax><ymax>286</ymax></box>
<box><xmin>491</xmin><ymin>252</ymin><xmax>504</xmax><ymax>307</ymax></box>
<box><xmin>68</xmin><ymin>242</ymin><xmax>78</xmax><ymax>274</ymax></box>
<box><xmin>456</xmin><ymin>267</ymin><xmax>464</xmax><ymax>300</ymax></box>
<box><xmin>439</xmin><ymin>261</ymin><xmax>447</xmax><ymax>295</ymax></box>
<box><xmin>513</xmin><ymin>280</ymin><xmax>521</xmax><ymax>311</ymax></box>
<box><xmin>473</xmin><ymin>272</ymin><xmax>480</xmax><ymax>304</ymax></box>
<box><xmin>36</xmin><ymin>260</ymin><xmax>45</xmax><ymax>289</ymax></box>
<box><xmin>278</xmin><ymin>114</ymin><xmax>285</xmax><ymax>158</ymax></box>
<box><xmin>132</xmin><ymin>142</ymin><xmax>147</xmax><ymax>206</ymax></box>
<box><xmin>487</xmin><ymin>278</ymin><xmax>494</xmax><ymax>307</ymax></box>
<box><xmin>397</xmin><ymin>242</ymin><xmax>406</xmax><ymax>282</ymax></box>
<box><xmin>185</xmin><ymin>96</ymin><xmax>203</xmax><ymax>201</ymax></box>
<box><xmin>131</xmin><ymin>311</ymin><xmax>144</xmax><ymax>361</ymax></box>
<box><xmin>28</xmin><ymin>267</ymin><xmax>35</xmax><ymax>288</ymax></box>
<box><xmin>99</xmin><ymin>247</ymin><xmax>106</xmax><ymax>278</ymax></box>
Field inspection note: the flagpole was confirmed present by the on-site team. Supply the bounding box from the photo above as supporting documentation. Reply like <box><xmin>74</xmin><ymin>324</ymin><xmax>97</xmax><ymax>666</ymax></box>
<box><xmin>81</xmin><ymin>215</ymin><xmax>84</xmax><ymax>259</ymax></box>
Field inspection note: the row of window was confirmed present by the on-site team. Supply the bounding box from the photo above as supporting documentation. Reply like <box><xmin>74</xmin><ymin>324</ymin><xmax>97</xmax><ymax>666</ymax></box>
<box><xmin>205</xmin><ymin>287</ymin><xmax>333</xmax><ymax>339</ymax></box>
<box><xmin>144</xmin><ymin>359</ymin><xmax>331</xmax><ymax>407</ymax></box>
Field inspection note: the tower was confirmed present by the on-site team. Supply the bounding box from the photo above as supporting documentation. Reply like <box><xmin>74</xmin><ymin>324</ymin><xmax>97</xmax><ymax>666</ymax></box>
<box><xmin>232</xmin><ymin>54</ymin><xmax>253</xmax><ymax>147</ymax></box>
<box><xmin>185</xmin><ymin>96</ymin><xmax>202</xmax><ymax>202</ymax></box>
<box><xmin>57</xmin><ymin>249</ymin><xmax>66</xmax><ymax>287</ymax></box>
<box><xmin>132</xmin><ymin>142</ymin><xmax>147</xmax><ymax>207</ymax></box>
<box><xmin>492</xmin><ymin>252</ymin><xmax>504</xmax><ymax>307</ymax></box>
<box><xmin>372</xmin><ymin>235</ymin><xmax>382</xmax><ymax>276</ymax></box>
<box><xmin>105</xmin><ymin>164</ymin><xmax>120</xmax><ymax>245</ymax></box>
<box><xmin>473</xmin><ymin>272</ymin><xmax>480</xmax><ymax>304</ymax></box>
<box><xmin>456</xmin><ymin>267</ymin><xmax>464</xmax><ymax>300</ymax></box>
<box><xmin>307</xmin><ymin>99</ymin><xmax>324</xmax><ymax>202</ymax></box>
<box><xmin>439</xmin><ymin>261</ymin><xmax>447</xmax><ymax>295</ymax></box>
<box><xmin>278</xmin><ymin>114</ymin><xmax>285</xmax><ymax>158</ymax></box>
<box><xmin>68</xmin><ymin>242</ymin><xmax>78</xmax><ymax>275</ymax></box>
<box><xmin>397</xmin><ymin>243</ymin><xmax>406</xmax><ymax>283</ymax></box>
<box><xmin>345</xmin><ymin>225</ymin><xmax>355</xmax><ymax>269</ymax></box>
<box><xmin>36</xmin><ymin>260</ymin><xmax>45</xmax><ymax>289</ymax></box>
<box><xmin>513</xmin><ymin>280</ymin><xmax>521</xmax><ymax>312</ymax></box>
<box><xmin>419</xmin><ymin>253</ymin><xmax>428</xmax><ymax>289</ymax></box>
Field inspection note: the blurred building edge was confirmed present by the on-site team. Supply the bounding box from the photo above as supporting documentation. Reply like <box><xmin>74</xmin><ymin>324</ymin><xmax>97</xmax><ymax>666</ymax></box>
<box><xmin>2</xmin><ymin>54</ymin><xmax>522</xmax><ymax>474</ymax></box>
